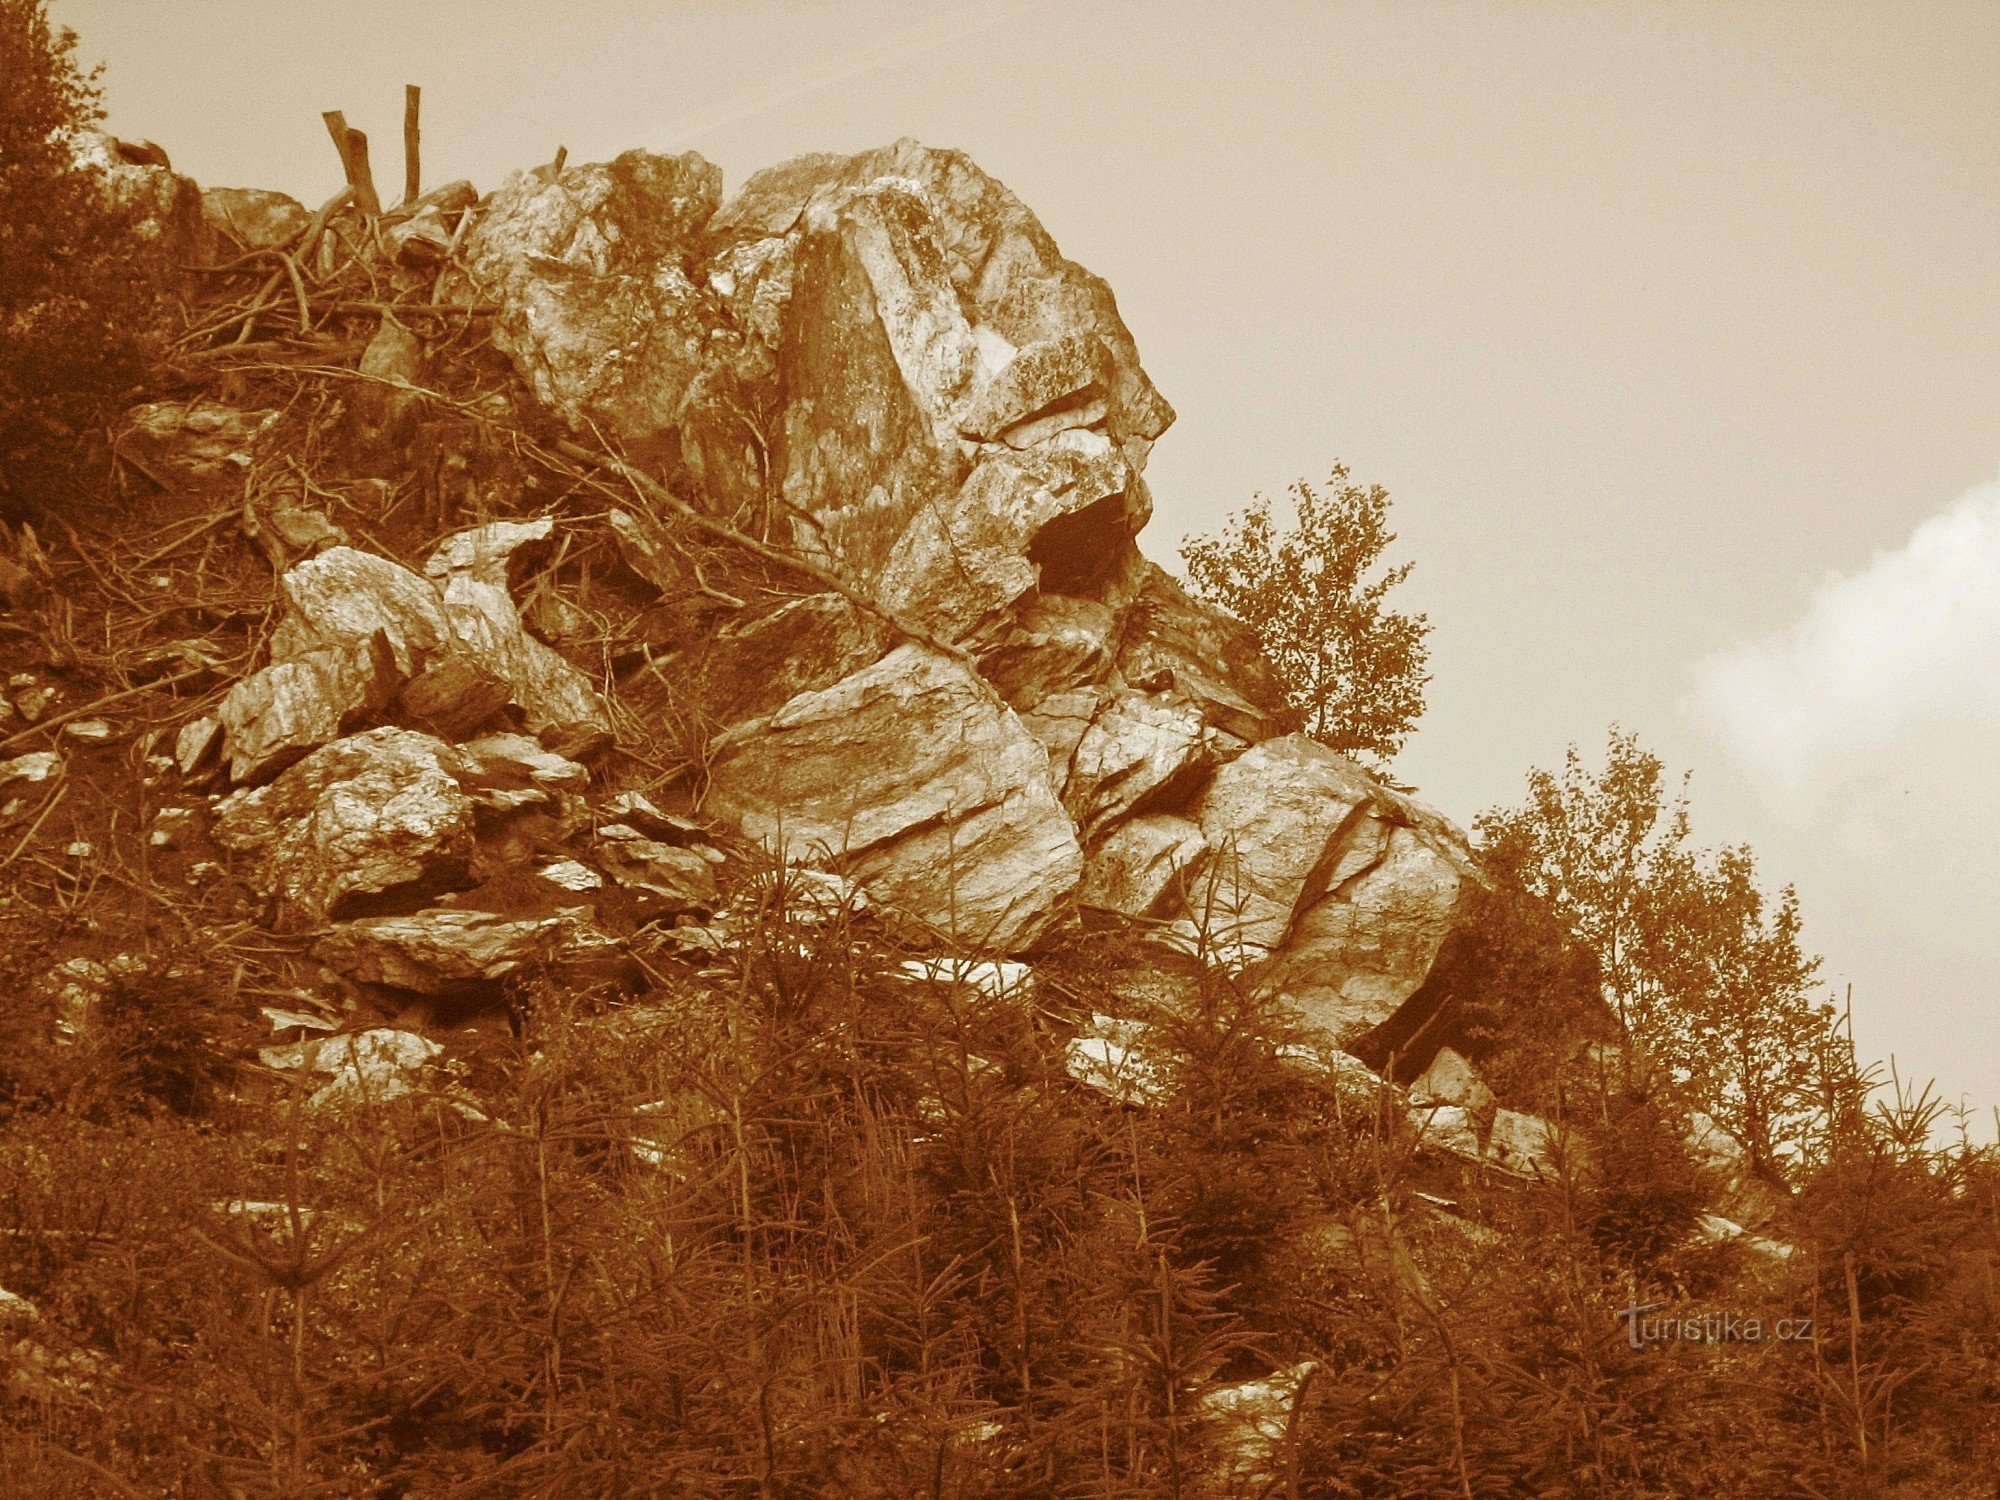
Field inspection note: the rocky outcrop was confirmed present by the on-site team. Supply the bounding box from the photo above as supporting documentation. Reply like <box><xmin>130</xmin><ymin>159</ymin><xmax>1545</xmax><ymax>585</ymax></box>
<box><xmin>160</xmin><ymin>135</ymin><xmax>1507</xmax><ymax>1085</ymax></box>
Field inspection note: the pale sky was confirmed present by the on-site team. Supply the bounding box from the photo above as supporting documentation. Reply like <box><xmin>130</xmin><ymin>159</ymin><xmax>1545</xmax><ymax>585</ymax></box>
<box><xmin>58</xmin><ymin>0</ymin><xmax>2000</xmax><ymax>1130</ymax></box>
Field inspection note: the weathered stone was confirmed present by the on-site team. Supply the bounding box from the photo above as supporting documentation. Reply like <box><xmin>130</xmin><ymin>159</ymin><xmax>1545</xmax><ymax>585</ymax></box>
<box><xmin>1198</xmin><ymin>1362</ymin><xmax>1317</xmax><ymax>1497</ymax></box>
<box><xmin>896</xmin><ymin>957</ymin><xmax>1035</xmax><ymax>1001</ymax></box>
<box><xmin>1408</xmin><ymin>1103</ymin><xmax>1484</xmax><ymax>1160</ymax></box>
<box><xmin>1487</xmin><ymin>1108</ymin><xmax>1562</xmax><ymax>1177</ymax></box>
<box><xmin>593</xmin><ymin>829</ymin><xmax>719</xmax><ymax>906</ymax></box>
<box><xmin>270</xmin><ymin>547</ymin><xmax>454</xmax><ymax>676</ymax></box>
<box><xmin>1</xmin><ymin>750</ymin><xmax>61</xmax><ymax>785</ymax></box>
<box><xmin>459</xmin><ymin>732</ymin><xmax>590</xmax><ymax>792</ymax></box>
<box><xmin>679</xmin><ymin>592</ymin><xmax>889</xmax><ymax>730</ymax></box>
<box><xmin>202</xmin><ymin>186</ymin><xmax>308</xmax><ymax>251</ymax></box>
<box><xmin>978</xmin><ymin>591</ymin><xmax>1118</xmax><ymax>713</ymax></box>
<box><xmin>1175</xmin><ymin>736</ymin><xmax>1485</xmax><ymax>1052</ymax></box>
<box><xmin>424</xmin><ymin>521</ymin><xmax>613</xmax><ymax>753</ymax></box>
<box><xmin>216</xmin><ymin>633</ymin><xmax>401</xmax><ymax>783</ymax></box>
<box><xmin>1064</xmin><ymin>1013</ymin><xmax>1168</xmax><ymax>1105</ymax></box>
<box><xmin>713</xmin><ymin>139</ymin><xmax>1174</xmax><ymax>446</ymax></box>
<box><xmin>539</xmin><ymin>859</ymin><xmax>603</xmax><ymax>892</ymax></box>
<box><xmin>221</xmin><ymin>533</ymin><xmax>611</xmax><ymax>779</ymax></box>
<box><xmin>774</xmin><ymin>177</ymin><xmax>980</xmax><ymax>583</ymax></box>
<box><xmin>74</xmin><ymin>130</ymin><xmax>204</xmax><ymax>260</ymax></box>
<box><xmin>1075</xmin><ymin>813</ymin><xmax>1208</xmax><ymax>919</ymax></box>
<box><xmin>460</xmin><ymin>150</ymin><xmax>725</xmax><ymax>449</ymax></box>
<box><xmin>875</xmin><ymin>438</ymin><xmax>1138</xmax><ymax>648</ymax></box>
<box><xmin>704</xmin><ymin>644</ymin><xmax>1080</xmax><ymax>951</ymax></box>
<box><xmin>316</xmin><ymin>909</ymin><xmax>568</xmax><ymax>993</ymax></box>
<box><xmin>260</xmin><ymin>1027</ymin><xmax>442</xmax><ymax>1108</ymax></box>
<box><xmin>1410</xmin><ymin>1045</ymin><xmax>1495</xmax><ymax>1115</ymax></box>
<box><xmin>384</xmin><ymin>204</ymin><xmax>453</xmax><ymax>266</ymax></box>
<box><xmin>1114</xmin><ymin>560</ymin><xmax>1293</xmax><ymax>744</ymax></box>
<box><xmin>212</xmin><ymin>728</ymin><xmax>477</xmax><ymax>930</ymax></box>
<box><xmin>1055</xmin><ymin>689</ymin><xmax>1211</xmax><ymax>840</ymax></box>
<box><xmin>958</xmin><ymin>331</ymin><xmax>1112</xmax><ymax>446</ymax></box>
<box><xmin>175</xmin><ymin>717</ymin><xmax>220</xmax><ymax>776</ymax></box>
<box><xmin>119</xmin><ymin>400</ymin><xmax>281</xmax><ymax>484</ymax></box>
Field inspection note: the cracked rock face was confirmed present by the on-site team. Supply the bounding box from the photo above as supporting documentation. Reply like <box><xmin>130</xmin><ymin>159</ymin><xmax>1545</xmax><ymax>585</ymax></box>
<box><xmin>703</xmin><ymin>644</ymin><xmax>1081</xmax><ymax>951</ymax></box>
<box><xmin>1165</xmin><ymin>736</ymin><xmax>1486</xmax><ymax>1047</ymax></box>
<box><xmin>212</xmin><ymin>728</ymin><xmax>478</xmax><ymax>930</ymax></box>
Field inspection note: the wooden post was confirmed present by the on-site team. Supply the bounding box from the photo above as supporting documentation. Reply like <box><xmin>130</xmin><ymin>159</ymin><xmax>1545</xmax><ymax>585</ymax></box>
<box><xmin>321</xmin><ymin>110</ymin><xmax>382</xmax><ymax>216</ymax></box>
<box><xmin>403</xmin><ymin>85</ymin><xmax>421</xmax><ymax>206</ymax></box>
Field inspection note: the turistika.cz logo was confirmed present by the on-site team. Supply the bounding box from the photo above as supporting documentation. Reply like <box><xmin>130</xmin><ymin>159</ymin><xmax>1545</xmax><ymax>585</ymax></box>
<box><xmin>1615</xmin><ymin>1302</ymin><xmax>1815</xmax><ymax>1350</ymax></box>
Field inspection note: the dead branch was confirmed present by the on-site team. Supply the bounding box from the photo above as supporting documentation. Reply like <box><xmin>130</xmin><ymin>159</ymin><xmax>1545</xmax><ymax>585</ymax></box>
<box><xmin>403</xmin><ymin>85</ymin><xmax>422</xmax><ymax>207</ymax></box>
<box><xmin>321</xmin><ymin>110</ymin><xmax>383</xmax><ymax>216</ymax></box>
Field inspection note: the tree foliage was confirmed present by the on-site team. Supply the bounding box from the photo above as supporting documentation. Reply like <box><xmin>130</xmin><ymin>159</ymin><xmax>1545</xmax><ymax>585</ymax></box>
<box><xmin>1181</xmin><ymin>465</ymin><xmax>1430</xmax><ymax>766</ymax></box>
<box><xmin>0</xmin><ymin>0</ymin><xmax>159</xmax><ymax>502</ymax></box>
<box><xmin>1477</xmin><ymin>727</ymin><xmax>1835</xmax><ymax>1173</ymax></box>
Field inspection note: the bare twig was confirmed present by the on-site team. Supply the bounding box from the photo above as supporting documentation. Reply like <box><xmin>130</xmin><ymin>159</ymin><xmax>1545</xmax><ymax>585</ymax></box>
<box><xmin>0</xmin><ymin>667</ymin><xmax>210</xmax><ymax>754</ymax></box>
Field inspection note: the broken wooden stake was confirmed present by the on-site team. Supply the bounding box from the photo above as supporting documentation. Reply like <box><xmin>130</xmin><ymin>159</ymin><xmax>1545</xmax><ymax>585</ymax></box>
<box><xmin>321</xmin><ymin>109</ymin><xmax>383</xmax><ymax>216</ymax></box>
<box><xmin>403</xmin><ymin>85</ymin><xmax>421</xmax><ymax>206</ymax></box>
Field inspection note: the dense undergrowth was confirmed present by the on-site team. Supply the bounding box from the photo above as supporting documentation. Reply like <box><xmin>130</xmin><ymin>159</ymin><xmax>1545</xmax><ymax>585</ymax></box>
<box><xmin>2</xmin><ymin>864</ymin><xmax>1997</xmax><ymax>1497</ymax></box>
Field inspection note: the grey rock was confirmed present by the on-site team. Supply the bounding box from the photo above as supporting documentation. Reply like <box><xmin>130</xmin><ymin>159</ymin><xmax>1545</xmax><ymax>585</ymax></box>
<box><xmin>1075</xmin><ymin>813</ymin><xmax>1207</xmax><ymax>919</ymax></box>
<box><xmin>593</xmin><ymin>828</ymin><xmax>719</xmax><ymax>906</ymax></box>
<box><xmin>1411</xmin><ymin>1046</ymin><xmax>1494</xmax><ymax>1114</ymax></box>
<box><xmin>201</xmin><ymin>186</ymin><xmax>308</xmax><ymax>251</ymax></box>
<box><xmin>704</xmin><ymin>644</ymin><xmax>1080</xmax><ymax>951</ymax></box>
<box><xmin>211</xmin><ymin>727</ymin><xmax>477</xmax><ymax>930</ymax></box>
<box><xmin>1114</xmin><ymin>559</ymin><xmax>1294</xmax><ymax>745</ymax></box>
<box><xmin>460</xmin><ymin>149</ymin><xmax>725</xmax><ymax>450</ymax></box>
<box><xmin>260</xmin><ymin>1027</ymin><xmax>442</xmax><ymax>1108</ymax></box>
<box><xmin>1179</xmin><ymin>736</ymin><xmax>1485</xmax><ymax>1049</ymax></box>
<box><xmin>216</xmin><ymin>633</ymin><xmax>401</xmax><ymax>783</ymax></box>
<box><xmin>221</xmin><ymin>531</ymin><xmax>610</xmax><ymax>781</ymax></box>
<box><xmin>316</xmin><ymin>909</ymin><xmax>569</xmax><ymax>993</ymax></box>
<box><xmin>119</xmin><ymin>400</ymin><xmax>281</xmax><ymax>485</ymax></box>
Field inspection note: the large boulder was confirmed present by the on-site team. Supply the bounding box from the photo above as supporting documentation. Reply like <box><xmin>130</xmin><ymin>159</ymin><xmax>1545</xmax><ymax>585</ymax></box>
<box><xmin>458</xmin><ymin>150</ymin><xmax>727</xmax><ymax>452</ymax></box>
<box><xmin>703</xmin><ymin>644</ymin><xmax>1081</xmax><ymax>951</ymax></box>
<box><xmin>1169</xmin><ymin>736</ymin><xmax>1486</xmax><ymax>1050</ymax></box>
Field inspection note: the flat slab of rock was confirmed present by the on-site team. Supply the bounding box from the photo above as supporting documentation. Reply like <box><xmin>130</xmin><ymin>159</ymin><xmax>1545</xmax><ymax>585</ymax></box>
<box><xmin>703</xmin><ymin>644</ymin><xmax>1081</xmax><ymax>951</ymax></box>
<box><xmin>316</xmin><ymin>909</ymin><xmax>570</xmax><ymax>993</ymax></box>
<box><xmin>260</xmin><ymin>1027</ymin><xmax>442</xmax><ymax>1108</ymax></box>
<box><xmin>212</xmin><ymin>728</ymin><xmax>477</xmax><ymax>930</ymax></box>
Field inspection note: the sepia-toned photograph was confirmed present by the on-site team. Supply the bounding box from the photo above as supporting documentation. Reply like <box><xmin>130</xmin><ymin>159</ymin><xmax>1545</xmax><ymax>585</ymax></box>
<box><xmin>1</xmin><ymin>2</ymin><xmax>1995</xmax><ymax>1494</ymax></box>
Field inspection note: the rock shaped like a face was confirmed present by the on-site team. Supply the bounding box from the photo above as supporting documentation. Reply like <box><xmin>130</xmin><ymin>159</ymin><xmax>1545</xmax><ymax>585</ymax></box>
<box><xmin>211</xmin><ymin>728</ymin><xmax>477</xmax><ymax>930</ymax></box>
<box><xmin>702</xmin><ymin>644</ymin><xmax>1082</xmax><ymax>952</ymax></box>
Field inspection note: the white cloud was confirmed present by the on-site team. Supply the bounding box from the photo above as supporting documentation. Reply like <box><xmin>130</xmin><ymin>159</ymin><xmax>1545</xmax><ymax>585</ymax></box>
<box><xmin>1689</xmin><ymin>470</ymin><xmax>2000</xmax><ymax>825</ymax></box>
